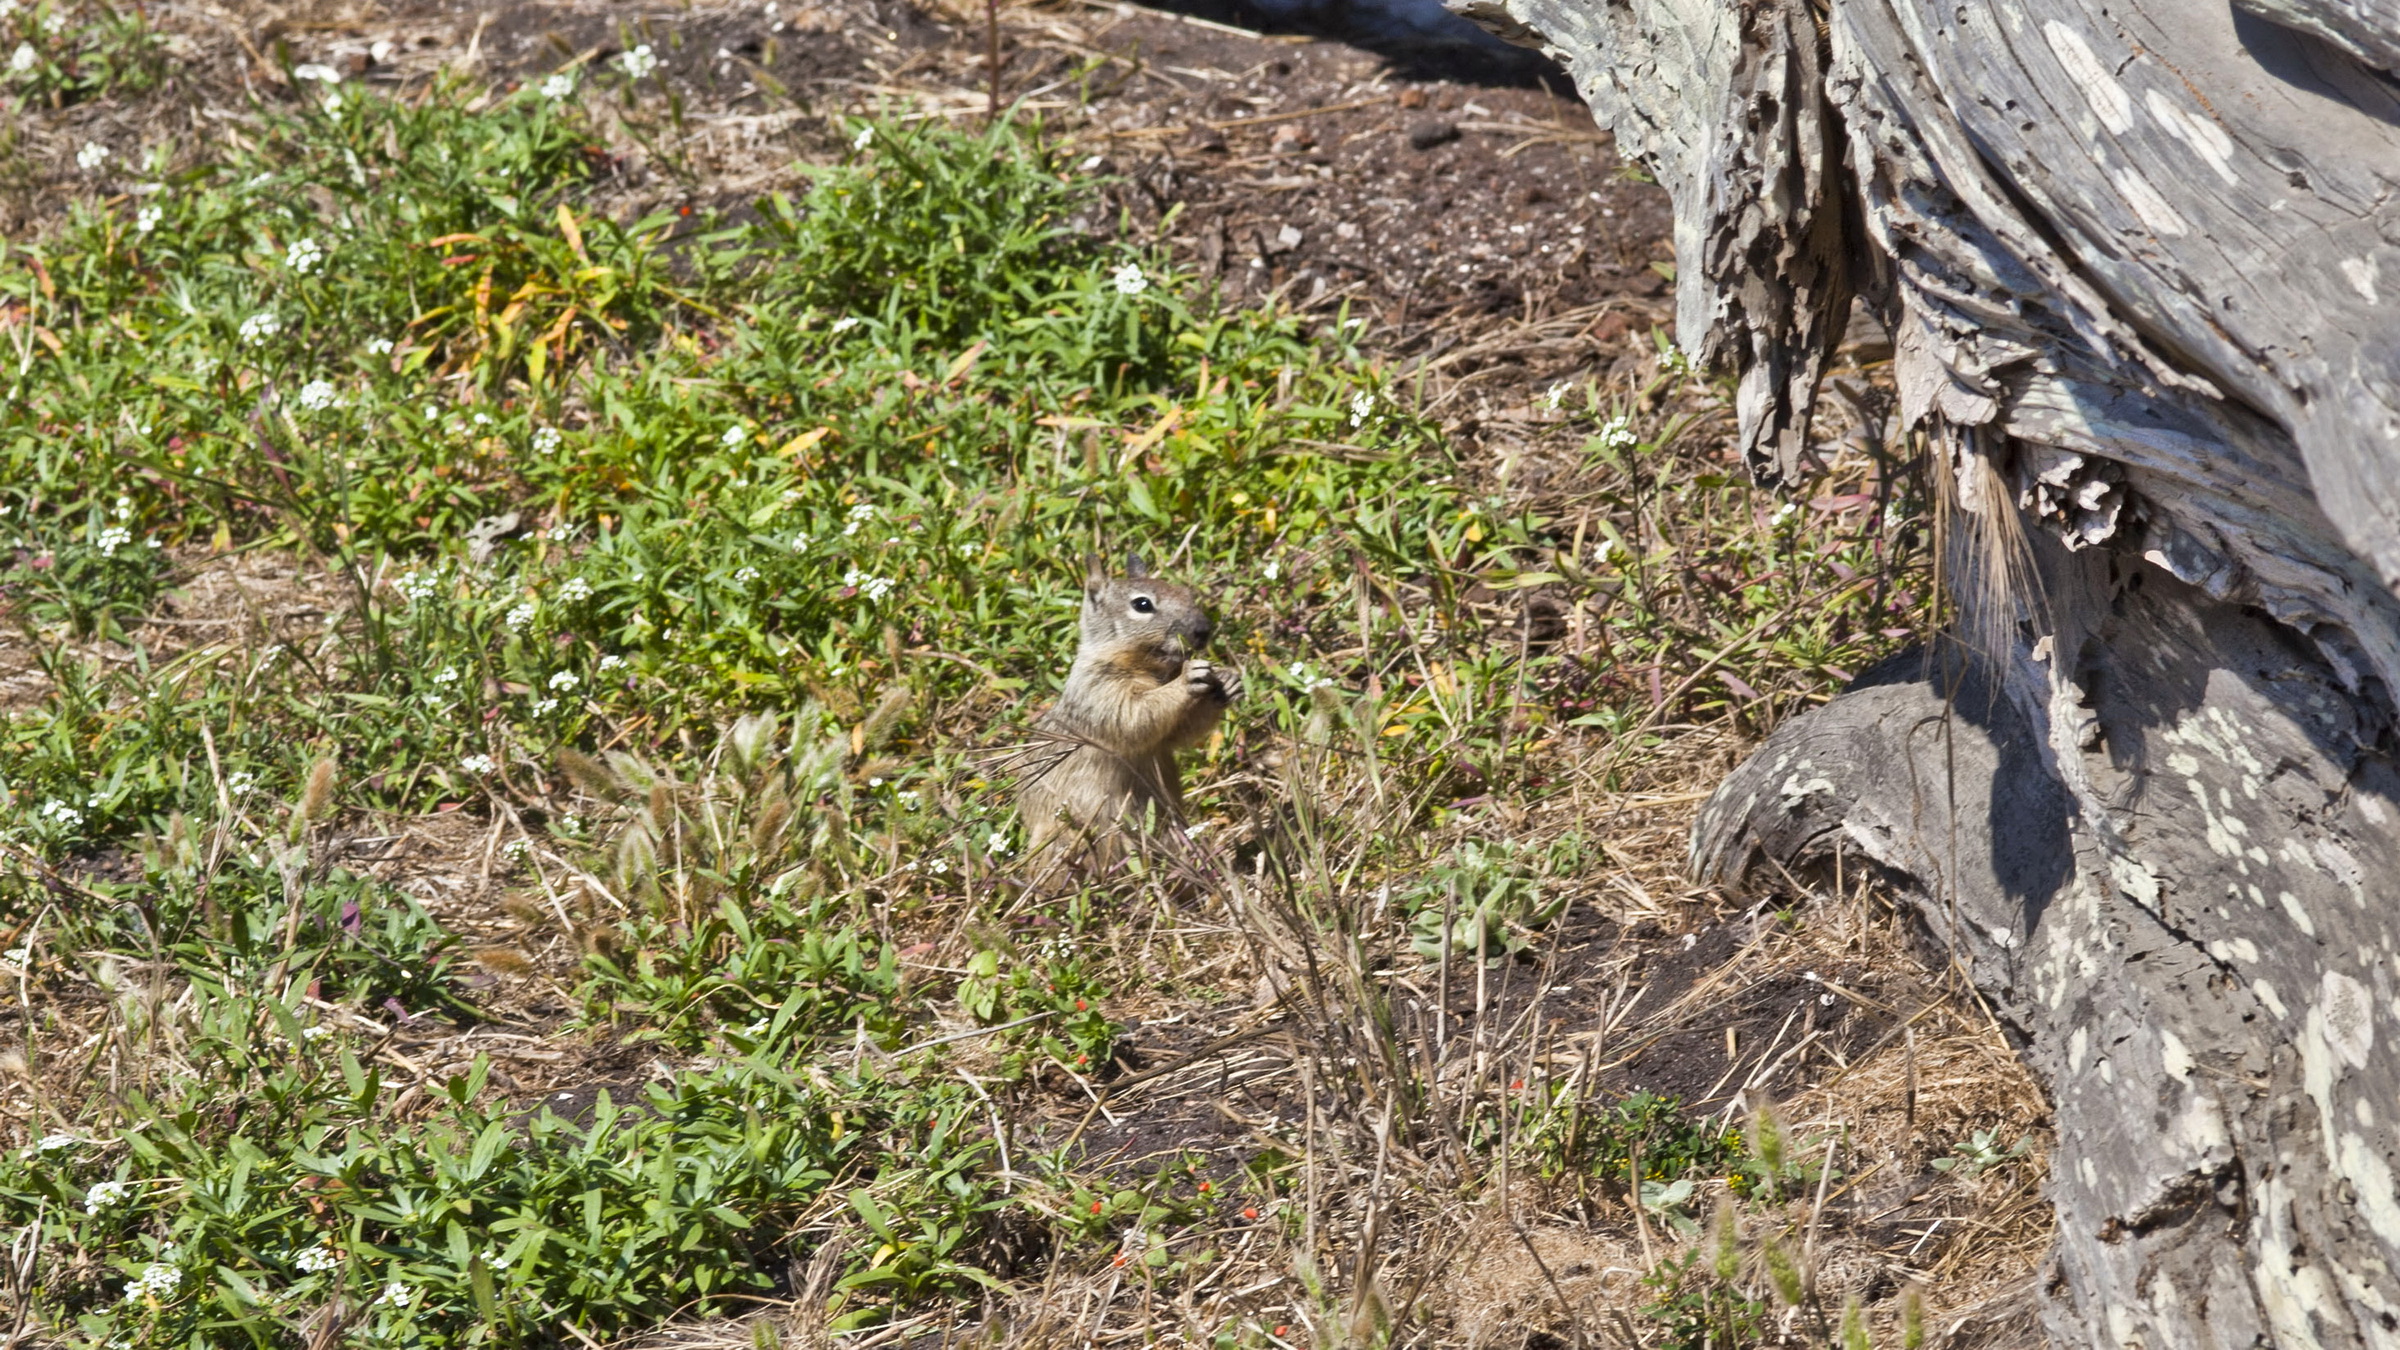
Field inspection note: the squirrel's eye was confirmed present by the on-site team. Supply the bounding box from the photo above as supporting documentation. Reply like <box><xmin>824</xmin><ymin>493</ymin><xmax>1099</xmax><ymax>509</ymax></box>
<box><xmin>1130</xmin><ymin>595</ymin><xmax>1155</xmax><ymax>613</ymax></box>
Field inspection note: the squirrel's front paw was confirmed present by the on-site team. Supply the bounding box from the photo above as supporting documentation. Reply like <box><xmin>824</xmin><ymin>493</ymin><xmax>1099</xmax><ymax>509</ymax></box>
<box><xmin>1184</xmin><ymin>660</ymin><xmax>1235</xmax><ymax>703</ymax></box>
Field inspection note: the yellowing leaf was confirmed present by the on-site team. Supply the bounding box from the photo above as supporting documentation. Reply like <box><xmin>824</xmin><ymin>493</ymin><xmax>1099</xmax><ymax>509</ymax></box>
<box><xmin>778</xmin><ymin>426</ymin><xmax>832</xmax><ymax>457</ymax></box>
<box><xmin>556</xmin><ymin>202</ymin><xmax>589</xmax><ymax>263</ymax></box>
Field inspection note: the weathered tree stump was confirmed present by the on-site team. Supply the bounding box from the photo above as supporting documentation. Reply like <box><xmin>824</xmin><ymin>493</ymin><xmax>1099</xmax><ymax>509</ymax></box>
<box><xmin>1452</xmin><ymin>0</ymin><xmax>2400</xmax><ymax>1341</ymax></box>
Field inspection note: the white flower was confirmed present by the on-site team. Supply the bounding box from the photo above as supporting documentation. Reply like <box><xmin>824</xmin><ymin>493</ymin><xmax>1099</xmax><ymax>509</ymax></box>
<box><xmin>984</xmin><ymin>831</ymin><xmax>1012</xmax><ymax>856</ymax></box>
<box><xmin>40</xmin><ymin>800</ymin><xmax>84</xmax><ymax>829</ymax></box>
<box><xmin>1110</xmin><ymin>263</ymin><xmax>1147</xmax><ymax>296</ymax></box>
<box><xmin>431</xmin><ymin>668</ymin><xmax>460</xmax><ymax>688</ymax></box>
<box><xmin>39</xmin><ymin>8</ymin><xmax>61</xmax><ymax>34</ymax></box>
<box><xmin>323</xmin><ymin>92</ymin><xmax>343</xmax><ymax>114</ymax></box>
<box><xmin>733</xmin><ymin>566</ymin><xmax>760</xmax><ymax>585</ymax></box>
<box><xmin>1286</xmin><ymin>661</ymin><xmax>1333</xmax><ymax>693</ymax></box>
<box><xmin>93</xmin><ymin>524</ymin><xmax>132</xmax><ymax>557</ymax></box>
<box><xmin>299</xmin><ymin>1023</ymin><xmax>332</xmax><ymax>1041</ymax></box>
<box><xmin>297</xmin><ymin>379</ymin><xmax>337</xmax><ymax>411</ymax></box>
<box><xmin>294</xmin><ymin>1246</ymin><xmax>338</xmax><ymax>1273</ymax></box>
<box><xmin>238</xmin><ymin>312</ymin><xmax>281</xmax><ymax>345</ymax></box>
<box><xmin>36</xmin><ymin>1134</ymin><xmax>80</xmax><ymax>1152</ymax></box>
<box><xmin>133</xmin><ymin>203</ymin><xmax>161</xmax><ymax>234</ymax></box>
<box><xmin>540</xmin><ymin>71</ymin><xmax>576</xmax><ymax>99</ymax></box>
<box><xmin>791</xmin><ymin>532</ymin><xmax>812</xmax><ymax>552</ymax></box>
<box><xmin>829</xmin><ymin>315</ymin><xmax>861</xmax><ymax>334</ymax></box>
<box><xmin>393</xmin><ymin>569</ymin><xmax>443</xmax><ymax>604</ymax></box>
<box><xmin>76</xmin><ymin>141</ymin><xmax>107</xmax><ymax>172</ymax></box>
<box><xmin>292</xmin><ymin>63</ymin><xmax>341</xmax><ymax>84</ymax></box>
<box><xmin>122</xmin><ymin>1260</ymin><xmax>180</xmax><ymax>1304</ymax></box>
<box><xmin>366</xmin><ymin>337</ymin><xmax>394</xmax><ymax>356</ymax></box>
<box><xmin>546</xmin><ymin>522</ymin><xmax>576</xmax><ymax>542</ymax></box>
<box><xmin>597</xmin><ymin>654</ymin><xmax>626</xmax><ymax>673</ymax></box>
<box><xmin>376</xmin><ymin>1280</ymin><xmax>414</xmax><ymax>1308</ymax></box>
<box><xmin>558</xmin><ymin>577</ymin><xmax>593</xmax><ymax>602</ymax></box>
<box><xmin>1772</xmin><ymin>502</ymin><xmax>1800</xmax><ymax>526</ymax></box>
<box><xmin>530</xmin><ymin>697</ymin><xmax>559</xmax><ymax>715</ymax></box>
<box><xmin>502</xmin><ymin>839</ymin><xmax>531</xmax><ymax>863</ymax></box>
<box><xmin>472</xmin><ymin>411</ymin><xmax>493</xmax><ymax>428</ymax></box>
<box><xmin>548</xmin><ymin>670</ymin><xmax>579</xmax><ymax>691</ymax></box>
<box><xmin>1595</xmin><ymin>413</ymin><xmax>1636</xmax><ymax>454</ymax></box>
<box><xmin>721</xmin><ymin>424</ymin><xmax>749</xmax><ymax>448</ymax></box>
<box><xmin>617</xmin><ymin>44</ymin><xmax>657</xmax><ymax>78</ymax></box>
<box><xmin>460</xmin><ymin>753</ymin><xmax>496</xmax><ymax>775</ymax></box>
<box><xmin>1349</xmin><ymin>391</ymin><xmax>1375</xmax><ymax>428</ymax></box>
<box><xmin>285</xmin><ymin>237</ymin><xmax>326</xmax><ymax>274</ymax></box>
<box><xmin>841</xmin><ymin>568</ymin><xmax>894</xmax><ymax>602</ymax></box>
<box><xmin>227</xmin><ymin>770</ymin><xmax>259</xmax><ymax>795</ymax></box>
<box><xmin>1262</xmin><ymin>559</ymin><xmax>1279</xmax><ymax>582</ymax></box>
<box><xmin>1545</xmin><ymin>382</ymin><xmax>1570</xmax><ymax>411</ymax></box>
<box><xmin>504</xmin><ymin>600</ymin><xmax>536</xmax><ymax>632</ymax></box>
<box><xmin>852</xmin><ymin>125</ymin><xmax>872</xmax><ymax>151</ymax></box>
<box><xmin>532</xmin><ymin>426</ymin><xmax>562</xmax><ymax>454</ymax></box>
<box><xmin>84</xmin><ymin>1180</ymin><xmax>133</xmax><ymax>1213</ymax></box>
<box><xmin>8</xmin><ymin>44</ymin><xmax>33</xmax><ymax>74</ymax></box>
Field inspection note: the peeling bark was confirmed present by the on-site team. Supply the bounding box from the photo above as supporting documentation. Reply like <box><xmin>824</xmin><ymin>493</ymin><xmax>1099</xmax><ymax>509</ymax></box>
<box><xmin>1455</xmin><ymin>0</ymin><xmax>2400</xmax><ymax>1342</ymax></box>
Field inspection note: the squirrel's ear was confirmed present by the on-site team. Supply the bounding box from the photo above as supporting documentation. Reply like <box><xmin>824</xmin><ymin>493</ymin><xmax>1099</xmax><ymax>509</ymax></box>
<box><xmin>1124</xmin><ymin>552</ymin><xmax>1150</xmax><ymax>579</ymax></box>
<box><xmin>1083</xmin><ymin>552</ymin><xmax>1108</xmax><ymax>589</ymax></box>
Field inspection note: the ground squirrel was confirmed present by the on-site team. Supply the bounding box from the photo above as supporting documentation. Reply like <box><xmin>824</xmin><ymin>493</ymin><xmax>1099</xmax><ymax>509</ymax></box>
<box><xmin>1017</xmin><ymin>553</ymin><xmax>1235</xmax><ymax>862</ymax></box>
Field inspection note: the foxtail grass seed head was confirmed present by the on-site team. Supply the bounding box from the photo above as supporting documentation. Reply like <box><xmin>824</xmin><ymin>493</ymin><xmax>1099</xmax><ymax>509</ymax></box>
<box><xmin>1749</xmin><ymin>1099</ymin><xmax>1789</xmax><ymax>1180</ymax></box>
<box><xmin>1710</xmin><ymin>1196</ymin><xmax>1741</xmax><ymax>1283</ymax></box>
<box><xmin>1842</xmin><ymin>1296</ymin><xmax>1870</xmax><ymax>1350</ymax></box>
<box><xmin>1761</xmin><ymin>1236</ymin><xmax>1804</xmax><ymax>1307</ymax></box>
<box><xmin>301</xmin><ymin>758</ymin><xmax>337</xmax><ymax>821</ymax></box>
<box><xmin>1902</xmin><ymin>1284</ymin><xmax>1927</xmax><ymax>1349</ymax></box>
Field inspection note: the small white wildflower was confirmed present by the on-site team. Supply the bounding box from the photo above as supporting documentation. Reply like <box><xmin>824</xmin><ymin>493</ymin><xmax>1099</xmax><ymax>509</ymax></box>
<box><xmin>560</xmin><ymin>813</ymin><xmax>587</xmax><ymax>835</ymax></box>
<box><xmin>376</xmin><ymin>1281</ymin><xmax>414</xmax><ymax>1308</ymax></box>
<box><xmin>548</xmin><ymin>670</ymin><xmax>579</xmax><ymax>691</ymax></box>
<box><xmin>852</xmin><ymin>125</ymin><xmax>872</xmax><ymax>151</ymax></box>
<box><xmin>546</xmin><ymin>522</ymin><xmax>576</xmax><ymax>542</ymax></box>
<box><xmin>733</xmin><ymin>566</ymin><xmax>760</xmax><ymax>585</ymax></box>
<box><xmin>502</xmin><ymin>839</ymin><xmax>532</xmax><ymax>864</ymax></box>
<box><xmin>322</xmin><ymin>92</ymin><xmax>343</xmax><ymax>114</ymax></box>
<box><xmin>558</xmin><ymin>577</ymin><xmax>593</xmax><ymax>602</ymax></box>
<box><xmin>134</xmin><ymin>203</ymin><xmax>161</xmax><ymax>234</ymax></box>
<box><xmin>1349</xmin><ymin>390</ymin><xmax>1375</xmax><ymax>428</ymax></box>
<box><xmin>928</xmin><ymin>857</ymin><xmax>951</xmax><ymax>875</ymax></box>
<box><xmin>1545</xmin><ymin>382</ymin><xmax>1571</xmax><ymax>411</ymax></box>
<box><xmin>504</xmin><ymin>600</ymin><xmax>537</xmax><ymax>632</ymax></box>
<box><xmin>984</xmin><ymin>831</ymin><xmax>1012</xmax><ymax>857</ymax></box>
<box><xmin>36</xmin><ymin>1134</ymin><xmax>80</xmax><ymax>1153</ymax></box>
<box><xmin>93</xmin><ymin>524</ymin><xmax>132</xmax><ymax>557</ymax></box>
<box><xmin>792</xmin><ymin>532</ymin><xmax>813</xmax><ymax>552</ymax></box>
<box><xmin>238</xmin><ymin>311</ymin><xmax>281</xmax><ymax>345</ymax></box>
<box><xmin>1262</xmin><ymin>559</ymin><xmax>1279</xmax><ymax>582</ymax></box>
<box><xmin>617</xmin><ymin>44</ymin><xmax>657</xmax><ymax>79</ymax></box>
<box><xmin>366</xmin><ymin>337</ymin><xmax>394</xmax><ymax>356</ymax></box>
<box><xmin>721</xmin><ymin>424</ymin><xmax>749</xmax><ymax>449</ymax></box>
<box><xmin>292</xmin><ymin>63</ymin><xmax>341</xmax><ymax>84</ymax></box>
<box><xmin>285</xmin><ymin>236</ymin><xmax>326</xmax><ymax>274</ymax></box>
<box><xmin>76</xmin><ymin>141</ymin><xmax>108</xmax><ymax>173</ymax></box>
<box><xmin>1110</xmin><ymin>263</ymin><xmax>1147</xmax><ymax>296</ymax></box>
<box><xmin>294</xmin><ymin>1246</ymin><xmax>338</xmax><ymax>1274</ymax></box>
<box><xmin>299</xmin><ymin>1024</ymin><xmax>331</xmax><ymax>1041</ymax></box>
<box><xmin>41</xmin><ymin>800</ymin><xmax>84</xmax><ymax>829</ymax></box>
<box><xmin>1595</xmin><ymin>413</ymin><xmax>1637</xmax><ymax>454</ymax></box>
<box><xmin>532</xmin><ymin>426</ymin><xmax>562</xmax><ymax>454</ymax></box>
<box><xmin>530</xmin><ymin>697</ymin><xmax>559</xmax><ymax>716</ymax></box>
<box><xmin>84</xmin><ymin>1180</ymin><xmax>133</xmax><ymax>1213</ymax></box>
<box><xmin>829</xmin><ymin>315</ymin><xmax>861</xmax><ymax>334</ymax></box>
<box><xmin>744</xmin><ymin>1018</ymin><xmax>771</xmax><ymax>1037</ymax></box>
<box><xmin>121</xmin><ymin>1261</ymin><xmax>180</xmax><ymax>1304</ymax></box>
<box><xmin>460</xmin><ymin>753</ymin><xmax>497</xmax><ymax>775</ymax></box>
<box><xmin>8</xmin><ymin>44</ymin><xmax>33</xmax><ymax>74</ymax></box>
<box><xmin>472</xmin><ymin>411</ymin><xmax>494</xmax><ymax>428</ymax></box>
<box><xmin>597</xmin><ymin>654</ymin><xmax>626</xmax><ymax>673</ymax></box>
<box><xmin>540</xmin><ymin>71</ymin><xmax>576</xmax><ymax>99</ymax></box>
<box><xmin>297</xmin><ymin>379</ymin><xmax>338</xmax><ymax>411</ymax></box>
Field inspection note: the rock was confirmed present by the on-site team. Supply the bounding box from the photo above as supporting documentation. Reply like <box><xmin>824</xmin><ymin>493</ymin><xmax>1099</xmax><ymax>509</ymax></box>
<box><xmin>1407</xmin><ymin>118</ymin><xmax>1460</xmax><ymax>150</ymax></box>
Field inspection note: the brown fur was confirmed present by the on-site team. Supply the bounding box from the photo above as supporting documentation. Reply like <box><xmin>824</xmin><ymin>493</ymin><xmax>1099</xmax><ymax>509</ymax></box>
<box><xmin>1017</xmin><ymin>553</ymin><xmax>1235</xmax><ymax>863</ymax></box>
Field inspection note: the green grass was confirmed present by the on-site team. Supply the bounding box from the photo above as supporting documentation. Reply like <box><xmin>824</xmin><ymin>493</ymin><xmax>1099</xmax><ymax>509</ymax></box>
<box><xmin>0</xmin><ymin>60</ymin><xmax>1929</xmax><ymax>1348</ymax></box>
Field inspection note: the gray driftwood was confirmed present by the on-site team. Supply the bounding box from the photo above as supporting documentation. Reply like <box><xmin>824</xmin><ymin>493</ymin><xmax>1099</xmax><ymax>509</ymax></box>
<box><xmin>1450</xmin><ymin>0</ymin><xmax>2400</xmax><ymax>1341</ymax></box>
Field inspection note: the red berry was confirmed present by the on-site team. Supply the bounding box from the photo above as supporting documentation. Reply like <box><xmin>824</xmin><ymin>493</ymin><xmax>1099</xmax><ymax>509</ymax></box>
<box><xmin>1274</xmin><ymin>1327</ymin><xmax>1289</xmax><ymax>1338</ymax></box>
<box><xmin>1090</xmin><ymin>1200</ymin><xmax>1103</xmax><ymax>1214</ymax></box>
<box><xmin>1075</xmin><ymin>999</ymin><xmax>1087</xmax><ymax>1011</ymax></box>
<box><xmin>1198</xmin><ymin>1181</ymin><xmax>1211</xmax><ymax>1193</ymax></box>
<box><xmin>1510</xmin><ymin>1078</ymin><xmax>1525</xmax><ymax>1090</ymax></box>
<box><xmin>1242</xmin><ymin>1207</ymin><xmax>1259</xmax><ymax>1220</ymax></box>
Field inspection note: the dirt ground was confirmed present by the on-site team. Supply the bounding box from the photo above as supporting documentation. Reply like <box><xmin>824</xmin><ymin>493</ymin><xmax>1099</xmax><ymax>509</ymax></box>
<box><xmin>1</xmin><ymin>1</ymin><xmax>2052</xmax><ymax>1344</ymax></box>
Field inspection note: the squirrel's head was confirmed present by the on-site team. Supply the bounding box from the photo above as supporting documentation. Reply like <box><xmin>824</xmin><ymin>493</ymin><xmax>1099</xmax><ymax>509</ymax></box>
<box><xmin>1081</xmin><ymin>552</ymin><xmax>1214</xmax><ymax>656</ymax></box>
